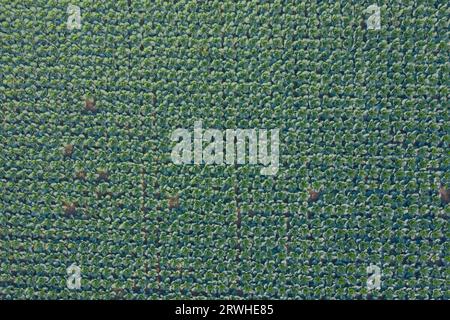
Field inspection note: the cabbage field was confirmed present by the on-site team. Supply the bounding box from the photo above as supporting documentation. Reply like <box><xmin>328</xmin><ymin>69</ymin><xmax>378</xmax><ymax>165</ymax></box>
<box><xmin>1</xmin><ymin>1</ymin><xmax>448</xmax><ymax>299</ymax></box>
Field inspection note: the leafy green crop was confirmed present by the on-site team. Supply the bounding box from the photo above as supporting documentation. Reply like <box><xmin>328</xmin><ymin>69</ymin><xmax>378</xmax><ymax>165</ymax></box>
<box><xmin>1</xmin><ymin>1</ymin><xmax>448</xmax><ymax>300</ymax></box>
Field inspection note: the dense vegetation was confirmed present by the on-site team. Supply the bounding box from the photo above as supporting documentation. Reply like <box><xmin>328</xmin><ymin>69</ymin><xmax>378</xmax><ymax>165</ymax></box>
<box><xmin>1</xmin><ymin>0</ymin><xmax>448</xmax><ymax>299</ymax></box>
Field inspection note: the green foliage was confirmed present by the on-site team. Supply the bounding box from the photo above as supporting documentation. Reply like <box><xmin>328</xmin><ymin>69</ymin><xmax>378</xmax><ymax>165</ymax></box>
<box><xmin>1</xmin><ymin>0</ymin><xmax>448</xmax><ymax>300</ymax></box>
